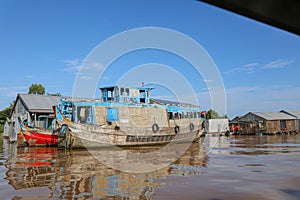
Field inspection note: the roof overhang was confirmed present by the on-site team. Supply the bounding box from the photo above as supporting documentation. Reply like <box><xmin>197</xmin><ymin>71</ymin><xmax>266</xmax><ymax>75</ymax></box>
<box><xmin>199</xmin><ymin>0</ymin><xmax>300</xmax><ymax>35</ymax></box>
<box><xmin>28</xmin><ymin>109</ymin><xmax>54</xmax><ymax>114</ymax></box>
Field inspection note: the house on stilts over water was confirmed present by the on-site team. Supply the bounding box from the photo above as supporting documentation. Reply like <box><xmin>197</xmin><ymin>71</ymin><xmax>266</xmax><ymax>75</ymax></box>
<box><xmin>230</xmin><ymin>111</ymin><xmax>299</xmax><ymax>135</ymax></box>
<box><xmin>4</xmin><ymin>94</ymin><xmax>62</xmax><ymax>142</ymax></box>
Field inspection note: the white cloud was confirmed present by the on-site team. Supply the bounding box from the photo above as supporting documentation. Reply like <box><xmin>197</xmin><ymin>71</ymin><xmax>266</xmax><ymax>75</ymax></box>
<box><xmin>225</xmin><ymin>85</ymin><xmax>300</xmax><ymax>118</ymax></box>
<box><xmin>0</xmin><ymin>86</ymin><xmax>28</xmax><ymax>91</ymax></box>
<box><xmin>262</xmin><ymin>59</ymin><xmax>294</xmax><ymax>69</ymax></box>
<box><xmin>76</xmin><ymin>62</ymin><xmax>105</xmax><ymax>81</ymax></box>
<box><xmin>101</xmin><ymin>76</ymin><xmax>111</xmax><ymax>80</ymax></box>
<box><xmin>78</xmin><ymin>75</ymin><xmax>93</xmax><ymax>80</ymax></box>
<box><xmin>203</xmin><ymin>79</ymin><xmax>214</xmax><ymax>83</ymax></box>
<box><xmin>63</xmin><ymin>59</ymin><xmax>105</xmax><ymax>80</ymax></box>
<box><xmin>0</xmin><ymin>86</ymin><xmax>28</xmax><ymax>97</ymax></box>
<box><xmin>226</xmin><ymin>63</ymin><xmax>259</xmax><ymax>74</ymax></box>
<box><xmin>173</xmin><ymin>85</ymin><xmax>300</xmax><ymax>119</ymax></box>
<box><xmin>63</xmin><ymin>58</ymin><xmax>82</xmax><ymax>73</ymax></box>
<box><xmin>226</xmin><ymin>58</ymin><xmax>294</xmax><ymax>74</ymax></box>
<box><xmin>81</xmin><ymin>62</ymin><xmax>105</xmax><ymax>71</ymax></box>
<box><xmin>25</xmin><ymin>75</ymin><xmax>33</xmax><ymax>79</ymax></box>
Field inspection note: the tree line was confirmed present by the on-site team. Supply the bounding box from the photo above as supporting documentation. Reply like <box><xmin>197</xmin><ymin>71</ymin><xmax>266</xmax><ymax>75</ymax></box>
<box><xmin>205</xmin><ymin>109</ymin><xmax>228</xmax><ymax>119</ymax></box>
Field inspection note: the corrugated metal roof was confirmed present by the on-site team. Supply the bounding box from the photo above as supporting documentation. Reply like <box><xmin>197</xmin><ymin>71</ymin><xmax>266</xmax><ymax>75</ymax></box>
<box><xmin>19</xmin><ymin>94</ymin><xmax>62</xmax><ymax>113</ymax></box>
<box><xmin>18</xmin><ymin>94</ymin><xmax>200</xmax><ymax>114</ymax></box>
<box><xmin>19</xmin><ymin>94</ymin><xmax>100</xmax><ymax>113</ymax></box>
<box><xmin>252</xmin><ymin>112</ymin><xmax>296</xmax><ymax>120</ymax></box>
<box><xmin>151</xmin><ymin>98</ymin><xmax>198</xmax><ymax>107</ymax></box>
<box><xmin>281</xmin><ymin>110</ymin><xmax>300</xmax><ymax>118</ymax></box>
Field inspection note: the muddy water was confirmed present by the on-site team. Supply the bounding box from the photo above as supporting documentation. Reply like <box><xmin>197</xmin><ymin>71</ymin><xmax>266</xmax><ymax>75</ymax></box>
<box><xmin>0</xmin><ymin>135</ymin><xmax>299</xmax><ymax>200</ymax></box>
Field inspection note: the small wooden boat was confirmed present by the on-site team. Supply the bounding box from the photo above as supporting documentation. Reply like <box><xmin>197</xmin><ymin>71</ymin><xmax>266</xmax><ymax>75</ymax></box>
<box><xmin>23</xmin><ymin>130</ymin><xmax>58</xmax><ymax>146</ymax></box>
<box><xmin>18</xmin><ymin>118</ymin><xmax>58</xmax><ymax>146</ymax></box>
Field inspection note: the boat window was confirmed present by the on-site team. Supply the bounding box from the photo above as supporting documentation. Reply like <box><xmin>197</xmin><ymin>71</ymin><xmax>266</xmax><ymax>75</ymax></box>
<box><xmin>184</xmin><ymin>112</ymin><xmax>188</xmax><ymax>118</ymax></box>
<box><xmin>107</xmin><ymin>90</ymin><xmax>114</xmax><ymax>101</ymax></box>
<box><xmin>168</xmin><ymin>112</ymin><xmax>173</xmax><ymax>119</ymax></box>
<box><xmin>179</xmin><ymin>113</ymin><xmax>183</xmax><ymax>119</ymax></box>
<box><xmin>200</xmin><ymin>111</ymin><xmax>206</xmax><ymax>119</ymax></box>
<box><xmin>193</xmin><ymin>112</ymin><xmax>197</xmax><ymax>118</ymax></box>
<box><xmin>140</xmin><ymin>90</ymin><xmax>146</xmax><ymax>103</ymax></box>
<box><xmin>174</xmin><ymin>113</ymin><xmax>179</xmax><ymax>119</ymax></box>
<box><xmin>77</xmin><ymin>106</ymin><xmax>93</xmax><ymax>124</ymax></box>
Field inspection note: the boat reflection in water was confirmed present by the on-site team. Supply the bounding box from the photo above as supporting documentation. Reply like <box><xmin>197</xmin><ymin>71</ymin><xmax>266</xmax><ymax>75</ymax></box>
<box><xmin>3</xmin><ymin>140</ymin><xmax>209</xmax><ymax>199</ymax></box>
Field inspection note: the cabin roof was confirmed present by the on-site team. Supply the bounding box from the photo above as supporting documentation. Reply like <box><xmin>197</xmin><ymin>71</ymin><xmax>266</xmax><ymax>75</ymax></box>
<box><xmin>12</xmin><ymin>94</ymin><xmax>96</xmax><ymax>114</ymax></box>
<box><xmin>230</xmin><ymin>116</ymin><xmax>242</xmax><ymax>122</ymax></box>
<box><xmin>17</xmin><ymin>94</ymin><xmax>62</xmax><ymax>113</ymax></box>
<box><xmin>251</xmin><ymin>112</ymin><xmax>296</xmax><ymax>121</ymax></box>
<box><xmin>280</xmin><ymin>110</ymin><xmax>300</xmax><ymax>118</ymax></box>
<box><xmin>99</xmin><ymin>85</ymin><xmax>154</xmax><ymax>91</ymax></box>
<box><xmin>151</xmin><ymin>98</ymin><xmax>198</xmax><ymax>107</ymax></box>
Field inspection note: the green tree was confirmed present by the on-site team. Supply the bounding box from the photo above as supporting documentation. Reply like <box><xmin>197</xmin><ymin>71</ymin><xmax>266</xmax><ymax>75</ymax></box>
<box><xmin>0</xmin><ymin>101</ymin><xmax>14</xmax><ymax>132</ymax></box>
<box><xmin>28</xmin><ymin>83</ymin><xmax>45</xmax><ymax>95</ymax></box>
<box><xmin>206</xmin><ymin>109</ymin><xmax>219</xmax><ymax>119</ymax></box>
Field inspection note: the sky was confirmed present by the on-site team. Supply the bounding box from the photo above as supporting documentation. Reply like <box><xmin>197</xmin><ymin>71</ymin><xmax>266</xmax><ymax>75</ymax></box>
<box><xmin>0</xmin><ymin>0</ymin><xmax>299</xmax><ymax>118</ymax></box>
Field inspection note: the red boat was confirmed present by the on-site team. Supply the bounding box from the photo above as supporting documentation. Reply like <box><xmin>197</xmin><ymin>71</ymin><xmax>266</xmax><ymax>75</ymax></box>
<box><xmin>18</xmin><ymin>117</ymin><xmax>59</xmax><ymax>146</ymax></box>
<box><xmin>23</xmin><ymin>131</ymin><xmax>58</xmax><ymax>146</ymax></box>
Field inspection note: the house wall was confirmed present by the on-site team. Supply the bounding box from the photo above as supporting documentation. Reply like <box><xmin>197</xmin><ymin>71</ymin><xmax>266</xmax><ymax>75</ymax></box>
<box><xmin>265</xmin><ymin>119</ymin><xmax>297</xmax><ymax>133</ymax></box>
<box><xmin>8</xmin><ymin>98</ymin><xmax>29</xmax><ymax>141</ymax></box>
<box><xmin>238</xmin><ymin>121</ymin><xmax>261</xmax><ymax>134</ymax></box>
<box><xmin>265</xmin><ymin>121</ymin><xmax>280</xmax><ymax>133</ymax></box>
<box><xmin>3</xmin><ymin>120</ymin><xmax>10</xmax><ymax>137</ymax></box>
<box><xmin>12</xmin><ymin>99</ymin><xmax>30</xmax><ymax>121</ymax></box>
<box><xmin>7</xmin><ymin>96</ymin><xmax>58</xmax><ymax>141</ymax></box>
<box><xmin>237</xmin><ymin>113</ymin><xmax>297</xmax><ymax>134</ymax></box>
<box><xmin>280</xmin><ymin>111</ymin><xmax>300</xmax><ymax>131</ymax></box>
<box><xmin>237</xmin><ymin>113</ymin><xmax>265</xmax><ymax>134</ymax></box>
<box><xmin>286</xmin><ymin>119</ymin><xmax>297</xmax><ymax>131</ymax></box>
<box><xmin>35</xmin><ymin>115</ymin><xmax>57</xmax><ymax>129</ymax></box>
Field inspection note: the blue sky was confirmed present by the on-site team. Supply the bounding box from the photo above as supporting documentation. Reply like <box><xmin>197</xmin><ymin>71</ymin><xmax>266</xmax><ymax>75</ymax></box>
<box><xmin>0</xmin><ymin>0</ymin><xmax>299</xmax><ymax>118</ymax></box>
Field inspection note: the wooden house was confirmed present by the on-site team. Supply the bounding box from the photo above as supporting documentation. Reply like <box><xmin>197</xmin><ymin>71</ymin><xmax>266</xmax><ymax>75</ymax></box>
<box><xmin>4</xmin><ymin>94</ymin><xmax>63</xmax><ymax>141</ymax></box>
<box><xmin>229</xmin><ymin>116</ymin><xmax>242</xmax><ymax>134</ymax></box>
<box><xmin>280</xmin><ymin>110</ymin><xmax>300</xmax><ymax>131</ymax></box>
<box><xmin>235</xmin><ymin>112</ymin><xmax>297</xmax><ymax>135</ymax></box>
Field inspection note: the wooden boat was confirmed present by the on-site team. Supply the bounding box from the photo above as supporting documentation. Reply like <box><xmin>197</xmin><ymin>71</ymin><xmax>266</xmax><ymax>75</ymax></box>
<box><xmin>54</xmin><ymin>85</ymin><xmax>204</xmax><ymax>148</ymax></box>
<box><xmin>18</xmin><ymin>118</ymin><xmax>59</xmax><ymax>146</ymax></box>
<box><xmin>22</xmin><ymin>131</ymin><xmax>58</xmax><ymax>146</ymax></box>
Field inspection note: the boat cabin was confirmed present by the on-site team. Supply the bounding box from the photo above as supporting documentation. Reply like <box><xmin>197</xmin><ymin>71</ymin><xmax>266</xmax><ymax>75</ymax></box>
<box><xmin>58</xmin><ymin>85</ymin><xmax>203</xmax><ymax>129</ymax></box>
<box><xmin>100</xmin><ymin>86</ymin><xmax>154</xmax><ymax>104</ymax></box>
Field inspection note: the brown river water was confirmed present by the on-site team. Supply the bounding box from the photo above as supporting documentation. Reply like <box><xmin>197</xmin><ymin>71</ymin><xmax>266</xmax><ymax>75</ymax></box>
<box><xmin>0</xmin><ymin>134</ymin><xmax>300</xmax><ymax>200</ymax></box>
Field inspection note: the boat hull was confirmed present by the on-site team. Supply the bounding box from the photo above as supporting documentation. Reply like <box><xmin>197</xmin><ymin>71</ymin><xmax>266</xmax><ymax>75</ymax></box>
<box><xmin>54</xmin><ymin>103</ymin><xmax>203</xmax><ymax>148</ymax></box>
<box><xmin>59</xmin><ymin>120</ymin><xmax>200</xmax><ymax>148</ymax></box>
<box><xmin>23</xmin><ymin>131</ymin><xmax>58</xmax><ymax>146</ymax></box>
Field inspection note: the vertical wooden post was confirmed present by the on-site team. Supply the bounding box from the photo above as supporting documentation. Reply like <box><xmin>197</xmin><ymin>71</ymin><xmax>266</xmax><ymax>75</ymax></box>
<box><xmin>34</xmin><ymin>113</ymin><xmax>36</xmax><ymax>126</ymax></box>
